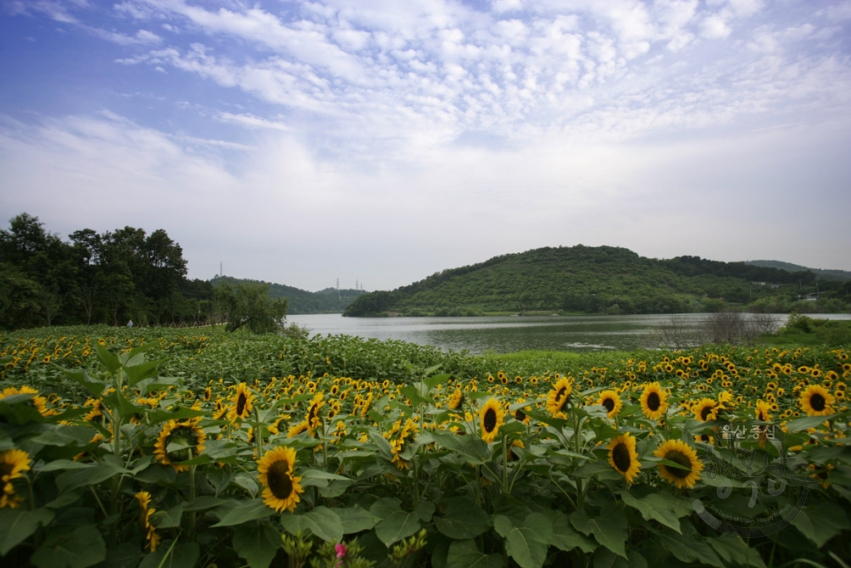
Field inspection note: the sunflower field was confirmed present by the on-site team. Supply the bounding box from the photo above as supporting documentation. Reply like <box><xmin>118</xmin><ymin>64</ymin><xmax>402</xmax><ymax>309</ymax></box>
<box><xmin>1</xmin><ymin>326</ymin><xmax>850</xmax><ymax>568</ymax></box>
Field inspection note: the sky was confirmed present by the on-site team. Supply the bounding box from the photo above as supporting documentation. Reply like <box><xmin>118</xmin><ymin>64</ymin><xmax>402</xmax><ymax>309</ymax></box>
<box><xmin>1</xmin><ymin>0</ymin><xmax>850</xmax><ymax>293</ymax></box>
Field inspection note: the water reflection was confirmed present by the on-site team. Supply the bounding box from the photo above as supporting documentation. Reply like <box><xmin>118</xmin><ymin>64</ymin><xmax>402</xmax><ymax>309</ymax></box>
<box><xmin>286</xmin><ymin>313</ymin><xmax>850</xmax><ymax>354</ymax></box>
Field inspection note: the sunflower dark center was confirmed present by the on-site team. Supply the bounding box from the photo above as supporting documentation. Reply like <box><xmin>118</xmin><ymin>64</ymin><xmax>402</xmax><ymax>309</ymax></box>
<box><xmin>757</xmin><ymin>411</ymin><xmax>765</xmax><ymax>422</ymax></box>
<box><xmin>236</xmin><ymin>393</ymin><xmax>247</xmax><ymax>416</ymax></box>
<box><xmin>700</xmin><ymin>405</ymin><xmax>714</xmax><ymax>421</ymax></box>
<box><xmin>0</xmin><ymin>463</ymin><xmax>13</xmax><ymax>478</ymax></box>
<box><xmin>602</xmin><ymin>398</ymin><xmax>615</xmax><ymax>413</ymax></box>
<box><xmin>555</xmin><ymin>387</ymin><xmax>567</xmax><ymax>401</ymax></box>
<box><xmin>663</xmin><ymin>450</ymin><xmax>691</xmax><ymax>479</ymax></box>
<box><xmin>483</xmin><ymin>408</ymin><xmax>497</xmax><ymax>433</ymax></box>
<box><xmin>647</xmin><ymin>392</ymin><xmax>661</xmax><ymax>411</ymax></box>
<box><xmin>612</xmin><ymin>442</ymin><xmax>631</xmax><ymax>473</ymax></box>
<box><xmin>267</xmin><ymin>461</ymin><xmax>293</xmax><ymax>499</ymax></box>
<box><xmin>514</xmin><ymin>409</ymin><xmax>526</xmax><ymax>421</ymax></box>
<box><xmin>810</xmin><ymin>393</ymin><xmax>826</xmax><ymax>411</ymax></box>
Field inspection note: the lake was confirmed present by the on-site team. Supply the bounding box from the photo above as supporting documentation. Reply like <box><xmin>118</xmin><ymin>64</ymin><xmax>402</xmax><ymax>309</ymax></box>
<box><xmin>286</xmin><ymin>313</ymin><xmax>851</xmax><ymax>354</ymax></box>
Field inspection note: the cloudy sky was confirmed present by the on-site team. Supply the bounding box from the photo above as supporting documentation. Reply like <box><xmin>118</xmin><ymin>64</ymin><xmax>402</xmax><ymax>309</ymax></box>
<box><xmin>1</xmin><ymin>0</ymin><xmax>850</xmax><ymax>292</ymax></box>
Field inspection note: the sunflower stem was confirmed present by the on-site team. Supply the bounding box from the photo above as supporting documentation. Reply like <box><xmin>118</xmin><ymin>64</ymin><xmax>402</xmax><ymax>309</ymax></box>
<box><xmin>253</xmin><ymin>406</ymin><xmax>264</xmax><ymax>460</ymax></box>
<box><xmin>188</xmin><ymin>464</ymin><xmax>197</xmax><ymax>539</ymax></box>
<box><xmin>501</xmin><ymin>433</ymin><xmax>509</xmax><ymax>494</ymax></box>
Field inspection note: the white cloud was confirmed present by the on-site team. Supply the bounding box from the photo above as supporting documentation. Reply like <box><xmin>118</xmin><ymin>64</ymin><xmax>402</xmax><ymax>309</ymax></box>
<box><xmin>700</xmin><ymin>14</ymin><xmax>731</xmax><ymax>38</ymax></box>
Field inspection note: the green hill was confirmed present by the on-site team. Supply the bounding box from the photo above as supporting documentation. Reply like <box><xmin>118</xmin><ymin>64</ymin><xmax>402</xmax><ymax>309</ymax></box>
<box><xmin>344</xmin><ymin>245</ymin><xmax>851</xmax><ymax>317</ymax></box>
<box><xmin>744</xmin><ymin>260</ymin><xmax>851</xmax><ymax>282</ymax></box>
<box><xmin>210</xmin><ymin>276</ymin><xmax>365</xmax><ymax>314</ymax></box>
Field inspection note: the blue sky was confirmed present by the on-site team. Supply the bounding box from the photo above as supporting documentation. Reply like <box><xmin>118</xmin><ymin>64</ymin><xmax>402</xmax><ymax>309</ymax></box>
<box><xmin>2</xmin><ymin>0</ymin><xmax>850</xmax><ymax>292</ymax></box>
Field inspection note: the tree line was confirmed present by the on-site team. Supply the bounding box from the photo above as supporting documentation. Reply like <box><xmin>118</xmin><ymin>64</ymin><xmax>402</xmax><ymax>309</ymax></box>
<box><xmin>0</xmin><ymin>213</ymin><xmax>298</xmax><ymax>333</ymax></box>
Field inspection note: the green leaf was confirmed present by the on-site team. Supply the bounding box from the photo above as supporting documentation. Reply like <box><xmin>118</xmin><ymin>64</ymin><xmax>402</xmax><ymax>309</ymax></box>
<box><xmin>212</xmin><ymin>499</ymin><xmax>275</xmax><ymax>527</ymax></box>
<box><xmin>36</xmin><ymin>459</ymin><xmax>96</xmax><ymax>473</ymax></box>
<box><xmin>435</xmin><ymin>498</ymin><xmax>490</xmax><ymax>540</ymax></box>
<box><xmin>791</xmin><ymin>502</ymin><xmax>851</xmax><ymax>548</ymax></box>
<box><xmin>330</xmin><ymin>505</ymin><xmax>380</xmax><ymax>534</ymax></box>
<box><xmin>621</xmin><ymin>490</ymin><xmax>686</xmax><ymax>533</ymax></box>
<box><xmin>56</xmin><ymin>463</ymin><xmax>123</xmax><ymax>494</ymax></box>
<box><xmin>593</xmin><ymin>547</ymin><xmax>629</xmax><ymax>568</ymax></box>
<box><xmin>31</xmin><ymin>426</ymin><xmax>94</xmax><ymax>448</ymax></box>
<box><xmin>280</xmin><ymin>506</ymin><xmax>344</xmax><ymax>543</ymax></box>
<box><xmin>139</xmin><ymin>541</ymin><xmax>199</xmax><ymax>568</ymax></box>
<box><xmin>31</xmin><ymin>524</ymin><xmax>106</xmax><ymax>568</ymax></box>
<box><xmin>415</xmin><ymin>500</ymin><xmax>435</xmax><ymax>522</ymax></box>
<box><xmin>425</xmin><ymin>373</ymin><xmax>452</xmax><ymax>391</ymax></box>
<box><xmin>570</xmin><ymin>504</ymin><xmax>628</xmax><ymax>559</ymax></box>
<box><xmin>232</xmin><ymin>522</ymin><xmax>282</xmax><ymax>568</ymax></box>
<box><xmin>183</xmin><ymin>496</ymin><xmax>227</xmax><ymax>512</ymax></box>
<box><xmin>707</xmin><ymin>534</ymin><xmax>767</xmax><ymax>568</ymax></box>
<box><xmin>446</xmin><ymin>539</ymin><xmax>503</xmax><ymax>568</ymax></box>
<box><xmin>401</xmin><ymin>385</ymin><xmax>430</xmax><ymax>406</ymax></box>
<box><xmin>493</xmin><ymin>513</ymin><xmax>552</xmax><ymax>568</ymax></box>
<box><xmin>101</xmin><ymin>542</ymin><xmax>144</xmax><ymax>568</ymax></box>
<box><xmin>656</xmin><ymin>521</ymin><xmax>723</xmax><ymax>568</ymax></box>
<box><xmin>375</xmin><ymin>510</ymin><xmax>423</xmax><ymax>547</ymax></box>
<box><xmin>123</xmin><ymin>360</ymin><xmax>161</xmax><ymax>387</ymax></box>
<box><xmin>427</xmin><ymin>430</ymin><xmax>489</xmax><ymax>464</ymax></box>
<box><xmin>95</xmin><ymin>343</ymin><xmax>121</xmax><ymax>374</ymax></box>
<box><xmin>151</xmin><ymin>504</ymin><xmax>183</xmax><ymax>529</ymax></box>
<box><xmin>62</xmin><ymin>369</ymin><xmax>106</xmax><ymax>397</ymax></box>
<box><xmin>786</xmin><ymin>415</ymin><xmax>835</xmax><ymax>433</ymax></box>
<box><xmin>540</xmin><ymin>509</ymin><xmax>596</xmax><ymax>553</ymax></box>
<box><xmin>0</xmin><ymin>507</ymin><xmax>55</xmax><ymax>555</ymax></box>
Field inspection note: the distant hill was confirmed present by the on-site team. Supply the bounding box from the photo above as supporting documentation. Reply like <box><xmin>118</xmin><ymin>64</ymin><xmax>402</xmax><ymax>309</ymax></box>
<box><xmin>744</xmin><ymin>260</ymin><xmax>851</xmax><ymax>282</ymax></box>
<box><xmin>210</xmin><ymin>276</ymin><xmax>366</xmax><ymax>314</ymax></box>
<box><xmin>344</xmin><ymin>245</ymin><xmax>850</xmax><ymax>317</ymax></box>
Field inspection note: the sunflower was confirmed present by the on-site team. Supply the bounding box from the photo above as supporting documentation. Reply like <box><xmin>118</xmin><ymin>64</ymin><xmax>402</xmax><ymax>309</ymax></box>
<box><xmin>513</xmin><ymin>399</ymin><xmax>531</xmax><ymax>425</ymax></box>
<box><xmin>640</xmin><ymin>383</ymin><xmax>668</xmax><ymax>420</ymax></box>
<box><xmin>257</xmin><ymin>446</ymin><xmax>303</xmax><ymax>513</ymax></box>
<box><xmin>305</xmin><ymin>393</ymin><xmax>325</xmax><ymax>433</ymax></box>
<box><xmin>800</xmin><ymin>385</ymin><xmax>835</xmax><ymax>417</ymax></box>
<box><xmin>0</xmin><ymin>386</ymin><xmax>50</xmax><ymax>416</ymax></box>
<box><xmin>229</xmin><ymin>383</ymin><xmax>254</xmax><ymax>422</ymax></box>
<box><xmin>654</xmin><ymin>439</ymin><xmax>703</xmax><ymax>489</ymax></box>
<box><xmin>598</xmin><ymin>390</ymin><xmax>622</xmax><ymax>419</ymax></box>
<box><xmin>755</xmin><ymin>400</ymin><xmax>772</xmax><ymax>422</ymax></box>
<box><xmin>154</xmin><ymin>420</ymin><xmax>206</xmax><ymax>472</ymax></box>
<box><xmin>135</xmin><ymin>491</ymin><xmax>160</xmax><ymax>551</ymax></box>
<box><xmin>546</xmin><ymin>378</ymin><xmax>573</xmax><ymax>418</ymax></box>
<box><xmin>479</xmin><ymin>398</ymin><xmax>505</xmax><ymax>443</ymax></box>
<box><xmin>448</xmin><ymin>388</ymin><xmax>464</xmax><ymax>411</ymax></box>
<box><xmin>607</xmin><ymin>433</ymin><xmax>641</xmax><ymax>484</ymax></box>
<box><xmin>287</xmin><ymin>420</ymin><xmax>309</xmax><ymax>438</ymax></box>
<box><xmin>507</xmin><ymin>440</ymin><xmax>525</xmax><ymax>462</ymax></box>
<box><xmin>0</xmin><ymin>449</ymin><xmax>31</xmax><ymax>509</ymax></box>
<box><xmin>693</xmin><ymin>398</ymin><xmax>718</xmax><ymax>422</ymax></box>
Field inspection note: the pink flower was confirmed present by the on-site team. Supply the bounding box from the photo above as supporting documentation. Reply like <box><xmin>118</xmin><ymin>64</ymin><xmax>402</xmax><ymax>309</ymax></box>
<box><xmin>335</xmin><ymin>543</ymin><xmax>347</xmax><ymax>559</ymax></box>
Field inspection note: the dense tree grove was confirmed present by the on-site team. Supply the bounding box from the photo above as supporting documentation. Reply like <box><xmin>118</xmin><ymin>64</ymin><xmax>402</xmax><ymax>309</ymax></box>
<box><xmin>344</xmin><ymin>245</ymin><xmax>851</xmax><ymax>317</ymax></box>
<box><xmin>0</xmin><ymin>213</ymin><xmax>215</xmax><ymax>330</ymax></box>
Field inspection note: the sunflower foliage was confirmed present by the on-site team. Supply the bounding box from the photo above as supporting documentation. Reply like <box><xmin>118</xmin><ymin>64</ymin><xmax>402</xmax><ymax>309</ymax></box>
<box><xmin>0</xmin><ymin>326</ymin><xmax>850</xmax><ymax>567</ymax></box>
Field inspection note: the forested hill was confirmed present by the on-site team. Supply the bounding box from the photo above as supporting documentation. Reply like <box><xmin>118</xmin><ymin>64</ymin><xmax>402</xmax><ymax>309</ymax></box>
<box><xmin>343</xmin><ymin>245</ymin><xmax>851</xmax><ymax>317</ymax></box>
<box><xmin>744</xmin><ymin>260</ymin><xmax>851</xmax><ymax>282</ymax></box>
<box><xmin>210</xmin><ymin>276</ymin><xmax>366</xmax><ymax>314</ymax></box>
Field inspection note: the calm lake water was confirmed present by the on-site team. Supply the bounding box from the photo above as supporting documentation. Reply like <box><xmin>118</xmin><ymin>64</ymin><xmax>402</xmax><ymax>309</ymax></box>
<box><xmin>287</xmin><ymin>313</ymin><xmax>851</xmax><ymax>354</ymax></box>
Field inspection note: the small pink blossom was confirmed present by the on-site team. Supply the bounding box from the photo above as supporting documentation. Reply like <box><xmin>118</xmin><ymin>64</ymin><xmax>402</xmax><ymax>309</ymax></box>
<box><xmin>335</xmin><ymin>543</ymin><xmax>347</xmax><ymax>559</ymax></box>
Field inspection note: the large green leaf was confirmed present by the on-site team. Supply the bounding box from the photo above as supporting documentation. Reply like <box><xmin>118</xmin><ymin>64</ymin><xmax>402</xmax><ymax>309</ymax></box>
<box><xmin>493</xmin><ymin>513</ymin><xmax>552</xmax><ymax>568</ymax></box>
<box><xmin>791</xmin><ymin>502</ymin><xmax>851</xmax><ymax>548</ymax></box>
<box><xmin>95</xmin><ymin>343</ymin><xmax>122</xmax><ymax>374</ymax></box>
<box><xmin>232</xmin><ymin>522</ymin><xmax>282</xmax><ymax>568</ymax></box>
<box><xmin>31</xmin><ymin>524</ymin><xmax>106</xmax><ymax>568</ymax></box>
<box><xmin>446</xmin><ymin>540</ymin><xmax>503</xmax><ymax>568</ymax></box>
<box><xmin>786</xmin><ymin>415</ymin><xmax>836</xmax><ymax>433</ymax></box>
<box><xmin>330</xmin><ymin>505</ymin><xmax>380</xmax><ymax>534</ymax></box>
<box><xmin>138</xmin><ymin>541</ymin><xmax>199</xmax><ymax>568</ymax></box>
<box><xmin>0</xmin><ymin>507</ymin><xmax>55</xmax><ymax>555</ymax></box>
<box><xmin>434</xmin><ymin>497</ymin><xmax>490</xmax><ymax>540</ymax></box>
<box><xmin>570</xmin><ymin>504</ymin><xmax>628</xmax><ymax>559</ymax></box>
<box><xmin>280</xmin><ymin>506</ymin><xmax>344</xmax><ymax>543</ymax></box>
<box><xmin>539</xmin><ymin>509</ymin><xmax>596</xmax><ymax>553</ymax></box>
<box><xmin>706</xmin><ymin>534</ymin><xmax>767</xmax><ymax>568</ymax></box>
<box><xmin>212</xmin><ymin>499</ymin><xmax>275</xmax><ymax>527</ymax></box>
<box><xmin>620</xmin><ymin>490</ymin><xmax>686</xmax><ymax>533</ymax></box>
<box><xmin>375</xmin><ymin>510</ymin><xmax>423</xmax><ymax>547</ymax></box>
<box><xmin>656</xmin><ymin>522</ymin><xmax>723</xmax><ymax>568</ymax></box>
<box><xmin>427</xmin><ymin>430</ymin><xmax>489</xmax><ymax>464</ymax></box>
<box><xmin>56</xmin><ymin>463</ymin><xmax>123</xmax><ymax>493</ymax></box>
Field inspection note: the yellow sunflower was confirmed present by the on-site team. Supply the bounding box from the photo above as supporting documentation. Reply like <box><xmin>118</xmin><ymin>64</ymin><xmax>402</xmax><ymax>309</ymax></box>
<box><xmin>0</xmin><ymin>449</ymin><xmax>31</xmax><ymax>509</ymax></box>
<box><xmin>229</xmin><ymin>382</ymin><xmax>254</xmax><ymax>422</ymax></box>
<box><xmin>287</xmin><ymin>420</ymin><xmax>309</xmax><ymax>438</ymax></box>
<box><xmin>546</xmin><ymin>378</ymin><xmax>573</xmax><ymax>418</ymax></box>
<box><xmin>640</xmin><ymin>382</ymin><xmax>668</xmax><ymax>420</ymax></box>
<box><xmin>479</xmin><ymin>398</ymin><xmax>505</xmax><ymax>443</ymax></box>
<box><xmin>154</xmin><ymin>420</ymin><xmax>206</xmax><ymax>472</ymax></box>
<box><xmin>654</xmin><ymin>439</ymin><xmax>703</xmax><ymax>489</ymax></box>
<box><xmin>135</xmin><ymin>491</ymin><xmax>160</xmax><ymax>552</ymax></box>
<box><xmin>799</xmin><ymin>385</ymin><xmax>834</xmax><ymax>417</ymax></box>
<box><xmin>305</xmin><ymin>393</ymin><xmax>325</xmax><ymax>433</ymax></box>
<box><xmin>693</xmin><ymin>398</ymin><xmax>718</xmax><ymax>422</ymax></box>
<box><xmin>448</xmin><ymin>388</ymin><xmax>464</xmax><ymax>411</ymax></box>
<box><xmin>607</xmin><ymin>433</ymin><xmax>641</xmax><ymax>484</ymax></box>
<box><xmin>598</xmin><ymin>390</ymin><xmax>623</xmax><ymax>419</ymax></box>
<box><xmin>755</xmin><ymin>400</ymin><xmax>772</xmax><ymax>422</ymax></box>
<box><xmin>507</xmin><ymin>439</ymin><xmax>525</xmax><ymax>462</ymax></box>
<box><xmin>257</xmin><ymin>446</ymin><xmax>303</xmax><ymax>513</ymax></box>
